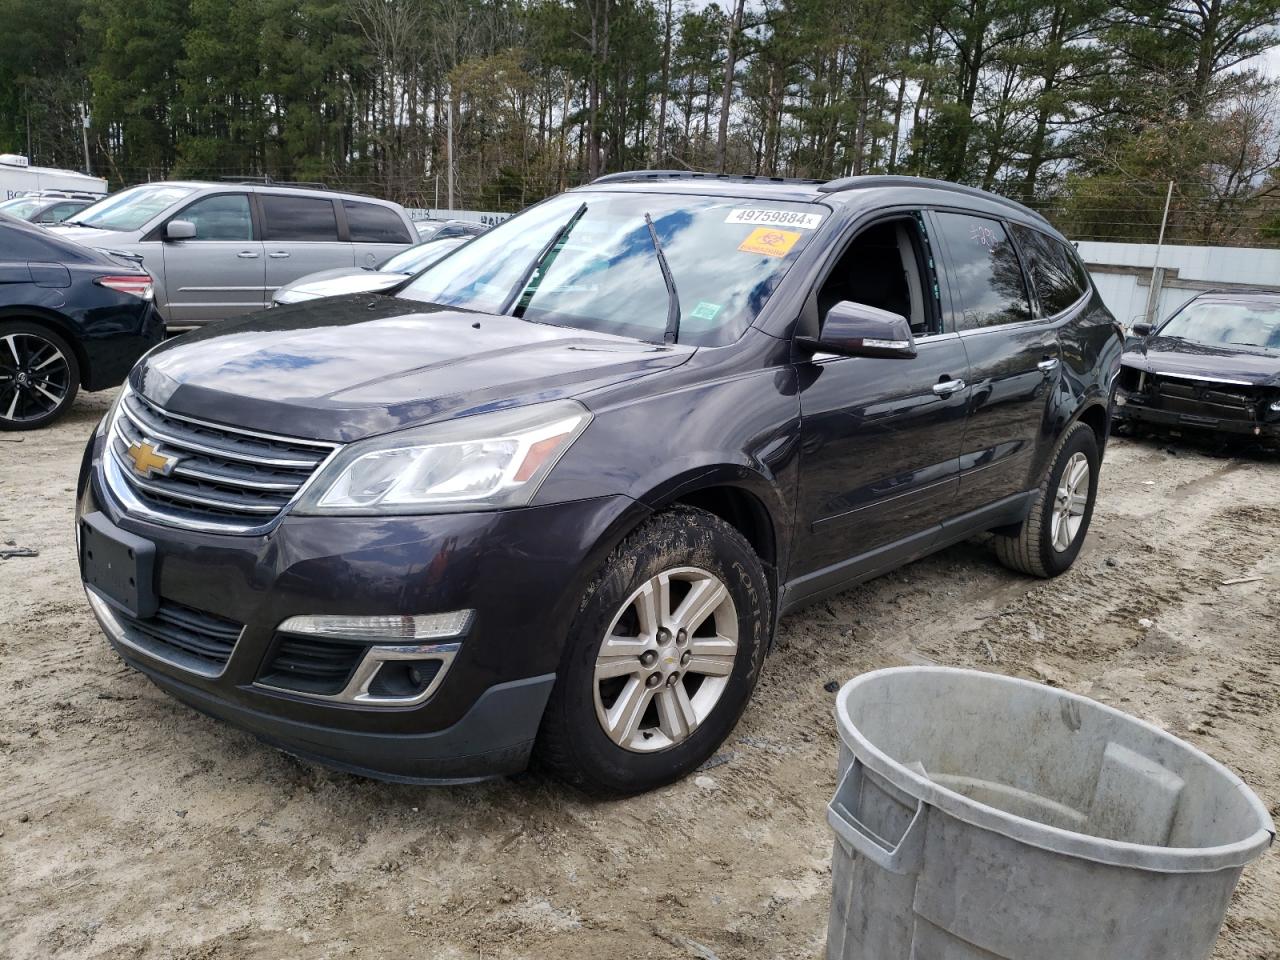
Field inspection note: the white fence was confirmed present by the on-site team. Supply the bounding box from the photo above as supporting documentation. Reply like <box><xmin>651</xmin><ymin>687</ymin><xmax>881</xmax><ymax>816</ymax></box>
<box><xmin>406</xmin><ymin>207</ymin><xmax>511</xmax><ymax>228</ymax></box>
<box><xmin>1076</xmin><ymin>241</ymin><xmax>1280</xmax><ymax>325</ymax></box>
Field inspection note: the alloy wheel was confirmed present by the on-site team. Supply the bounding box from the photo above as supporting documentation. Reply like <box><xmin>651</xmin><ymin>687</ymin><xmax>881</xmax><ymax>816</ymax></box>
<box><xmin>1051</xmin><ymin>451</ymin><xmax>1090</xmax><ymax>552</ymax></box>
<box><xmin>0</xmin><ymin>332</ymin><xmax>72</xmax><ymax>424</ymax></box>
<box><xmin>593</xmin><ymin>566</ymin><xmax>739</xmax><ymax>753</ymax></box>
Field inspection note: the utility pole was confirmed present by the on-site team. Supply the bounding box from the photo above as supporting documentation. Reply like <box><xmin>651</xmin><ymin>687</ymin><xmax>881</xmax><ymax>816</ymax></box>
<box><xmin>81</xmin><ymin>104</ymin><xmax>92</xmax><ymax>176</ymax></box>
<box><xmin>444</xmin><ymin>94</ymin><xmax>455</xmax><ymax>211</ymax></box>
<box><xmin>1144</xmin><ymin>181</ymin><xmax>1175</xmax><ymax>325</ymax></box>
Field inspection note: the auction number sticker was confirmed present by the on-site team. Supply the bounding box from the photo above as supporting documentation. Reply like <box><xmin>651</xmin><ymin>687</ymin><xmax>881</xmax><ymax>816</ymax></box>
<box><xmin>738</xmin><ymin>227</ymin><xmax>802</xmax><ymax>258</ymax></box>
<box><xmin>726</xmin><ymin>208</ymin><xmax>824</xmax><ymax>230</ymax></box>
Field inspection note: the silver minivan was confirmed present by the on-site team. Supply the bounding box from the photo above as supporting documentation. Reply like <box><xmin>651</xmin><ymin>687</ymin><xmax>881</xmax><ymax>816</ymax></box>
<box><xmin>50</xmin><ymin>182</ymin><xmax>416</xmax><ymax>326</ymax></box>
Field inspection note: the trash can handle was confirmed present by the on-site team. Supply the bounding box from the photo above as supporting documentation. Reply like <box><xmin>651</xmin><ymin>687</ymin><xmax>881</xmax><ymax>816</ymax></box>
<box><xmin>827</xmin><ymin>758</ymin><xmax>928</xmax><ymax>875</ymax></box>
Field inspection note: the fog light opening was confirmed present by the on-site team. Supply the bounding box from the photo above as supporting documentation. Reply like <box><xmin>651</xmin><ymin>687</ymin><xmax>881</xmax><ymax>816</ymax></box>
<box><xmin>367</xmin><ymin>658</ymin><xmax>444</xmax><ymax>699</ymax></box>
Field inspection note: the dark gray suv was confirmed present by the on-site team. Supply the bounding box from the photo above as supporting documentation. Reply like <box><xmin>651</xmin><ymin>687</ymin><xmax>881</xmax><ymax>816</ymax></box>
<box><xmin>78</xmin><ymin>172</ymin><xmax>1123</xmax><ymax>795</ymax></box>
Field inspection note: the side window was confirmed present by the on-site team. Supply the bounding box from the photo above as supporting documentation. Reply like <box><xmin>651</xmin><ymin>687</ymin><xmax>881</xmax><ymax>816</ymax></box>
<box><xmin>261</xmin><ymin>195</ymin><xmax>339</xmax><ymax>242</ymax></box>
<box><xmin>815</xmin><ymin>215</ymin><xmax>936</xmax><ymax>336</ymax></box>
<box><xmin>344</xmin><ymin>201</ymin><xmax>412</xmax><ymax>243</ymax></box>
<box><xmin>45</xmin><ymin>203</ymin><xmax>85</xmax><ymax>222</ymax></box>
<box><xmin>932</xmin><ymin>211</ymin><xmax>1031</xmax><ymax>331</ymax></box>
<box><xmin>175</xmin><ymin>194</ymin><xmax>253</xmax><ymax>241</ymax></box>
<box><xmin>1011</xmin><ymin>224</ymin><xmax>1088</xmax><ymax>316</ymax></box>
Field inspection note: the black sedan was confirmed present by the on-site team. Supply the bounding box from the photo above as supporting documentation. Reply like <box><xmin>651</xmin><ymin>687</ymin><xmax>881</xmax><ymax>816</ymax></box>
<box><xmin>1</xmin><ymin>214</ymin><xmax>163</xmax><ymax>429</ymax></box>
<box><xmin>1114</xmin><ymin>290</ymin><xmax>1280</xmax><ymax>441</ymax></box>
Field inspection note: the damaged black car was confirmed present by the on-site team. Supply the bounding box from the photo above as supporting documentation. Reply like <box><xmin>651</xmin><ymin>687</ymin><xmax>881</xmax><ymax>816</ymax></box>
<box><xmin>1115</xmin><ymin>291</ymin><xmax>1280</xmax><ymax>443</ymax></box>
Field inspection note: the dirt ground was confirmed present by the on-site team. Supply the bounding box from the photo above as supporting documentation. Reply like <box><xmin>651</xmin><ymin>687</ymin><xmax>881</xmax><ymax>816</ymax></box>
<box><xmin>0</xmin><ymin>388</ymin><xmax>1276</xmax><ymax>960</ymax></box>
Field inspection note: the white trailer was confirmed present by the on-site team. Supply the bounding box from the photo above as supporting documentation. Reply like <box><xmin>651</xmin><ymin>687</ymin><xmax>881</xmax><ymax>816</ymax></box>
<box><xmin>0</xmin><ymin>154</ymin><xmax>107</xmax><ymax>201</ymax></box>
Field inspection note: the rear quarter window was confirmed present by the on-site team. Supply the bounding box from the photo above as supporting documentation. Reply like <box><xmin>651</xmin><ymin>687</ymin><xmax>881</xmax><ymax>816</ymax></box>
<box><xmin>344</xmin><ymin>201</ymin><xmax>412</xmax><ymax>243</ymax></box>
<box><xmin>1011</xmin><ymin>224</ymin><xmax>1089</xmax><ymax>316</ymax></box>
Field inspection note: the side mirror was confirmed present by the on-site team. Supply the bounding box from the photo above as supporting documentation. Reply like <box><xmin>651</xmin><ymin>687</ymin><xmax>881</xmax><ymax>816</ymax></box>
<box><xmin>1130</xmin><ymin>322</ymin><xmax>1153</xmax><ymax>337</ymax></box>
<box><xmin>165</xmin><ymin>219</ymin><xmax>196</xmax><ymax>241</ymax></box>
<box><xmin>797</xmin><ymin>300</ymin><xmax>917</xmax><ymax>359</ymax></box>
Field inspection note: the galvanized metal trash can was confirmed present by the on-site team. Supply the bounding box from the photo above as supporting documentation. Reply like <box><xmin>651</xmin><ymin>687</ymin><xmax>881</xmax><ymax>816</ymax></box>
<box><xmin>827</xmin><ymin>667</ymin><xmax>1274</xmax><ymax>960</ymax></box>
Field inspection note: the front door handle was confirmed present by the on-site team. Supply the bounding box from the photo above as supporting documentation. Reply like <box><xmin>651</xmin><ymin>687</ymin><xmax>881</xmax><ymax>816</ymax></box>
<box><xmin>268</xmin><ymin>251</ymin><xmax>291</xmax><ymax>259</ymax></box>
<box><xmin>237</xmin><ymin>251</ymin><xmax>259</xmax><ymax>259</ymax></box>
<box><xmin>932</xmin><ymin>378</ymin><xmax>966</xmax><ymax>397</ymax></box>
<box><xmin>1038</xmin><ymin>357</ymin><xmax>1060</xmax><ymax>373</ymax></box>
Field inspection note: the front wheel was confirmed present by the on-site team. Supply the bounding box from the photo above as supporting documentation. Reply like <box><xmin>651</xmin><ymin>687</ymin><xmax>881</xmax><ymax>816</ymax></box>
<box><xmin>993</xmin><ymin>420</ymin><xmax>1100</xmax><ymax>578</ymax></box>
<box><xmin>0</xmin><ymin>321</ymin><xmax>80</xmax><ymax>430</ymax></box>
<box><xmin>536</xmin><ymin>506</ymin><xmax>771</xmax><ymax>795</ymax></box>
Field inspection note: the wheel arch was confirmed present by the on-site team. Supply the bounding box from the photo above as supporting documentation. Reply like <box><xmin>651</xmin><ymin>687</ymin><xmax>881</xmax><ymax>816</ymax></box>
<box><xmin>0</xmin><ymin>306</ymin><xmax>90</xmax><ymax>387</ymax></box>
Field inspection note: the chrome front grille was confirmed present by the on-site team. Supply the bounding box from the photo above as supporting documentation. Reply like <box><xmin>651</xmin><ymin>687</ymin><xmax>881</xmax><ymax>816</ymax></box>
<box><xmin>104</xmin><ymin>387</ymin><xmax>339</xmax><ymax>533</ymax></box>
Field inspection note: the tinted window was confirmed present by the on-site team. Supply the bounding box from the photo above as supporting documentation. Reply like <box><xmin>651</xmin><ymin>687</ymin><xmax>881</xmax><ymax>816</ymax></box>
<box><xmin>934</xmin><ymin>212</ymin><xmax>1031</xmax><ymax>331</ymax></box>
<box><xmin>177</xmin><ymin>193</ymin><xmax>252</xmax><ymax>241</ymax></box>
<box><xmin>344</xmin><ymin>200</ymin><xmax>411</xmax><ymax>243</ymax></box>
<box><xmin>1012</xmin><ymin>225</ymin><xmax>1088</xmax><ymax>316</ymax></box>
<box><xmin>261</xmin><ymin>195</ymin><xmax>339</xmax><ymax>241</ymax></box>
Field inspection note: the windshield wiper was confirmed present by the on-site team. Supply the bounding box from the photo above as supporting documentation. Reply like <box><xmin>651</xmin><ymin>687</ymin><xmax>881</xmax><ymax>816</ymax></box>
<box><xmin>645</xmin><ymin>213</ymin><xmax>681</xmax><ymax>344</ymax></box>
<box><xmin>501</xmin><ymin>202</ymin><xmax>587</xmax><ymax>316</ymax></box>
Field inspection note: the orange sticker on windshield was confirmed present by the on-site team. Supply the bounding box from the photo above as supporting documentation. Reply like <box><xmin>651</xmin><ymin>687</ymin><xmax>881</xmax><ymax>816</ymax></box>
<box><xmin>738</xmin><ymin>227</ymin><xmax>801</xmax><ymax>258</ymax></box>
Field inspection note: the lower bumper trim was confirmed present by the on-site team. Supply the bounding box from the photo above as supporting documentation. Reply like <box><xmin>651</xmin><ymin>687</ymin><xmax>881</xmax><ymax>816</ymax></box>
<box><xmin>114</xmin><ymin>642</ymin><xmax>556</xmax><ymax>783</ymax></box>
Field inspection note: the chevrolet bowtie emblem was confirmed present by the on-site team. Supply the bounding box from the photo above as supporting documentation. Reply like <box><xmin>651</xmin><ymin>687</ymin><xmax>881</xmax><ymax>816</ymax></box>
<box><xmin>126</xmin><ymin>440</ymin><xmax>179</xmax><ymax>479</ymax></box>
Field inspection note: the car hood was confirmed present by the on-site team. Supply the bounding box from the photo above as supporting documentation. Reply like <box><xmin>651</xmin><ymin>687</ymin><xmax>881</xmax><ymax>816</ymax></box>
<box><xmin>46</xmin><ymin>225</ymin><xmax>136</xmax><ymax>246</ymax></box>
<box><xmin>133</xmin><ymin>295</ymin><xmax>694</xmax><ymax>442</ymax></box>
<box><xmin>276</xmin><ymin>270</ymin><xmax>406</xmax><ymax>302</ymax></box>
<box><xmin>1122</xmin><ymin>335</ymin><xmax>1280</xmax><ymax>388</ymax></box>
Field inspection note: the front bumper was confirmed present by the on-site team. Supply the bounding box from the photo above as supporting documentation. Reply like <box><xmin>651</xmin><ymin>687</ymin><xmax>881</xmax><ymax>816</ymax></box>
<box><xmin>1114</xmin><ymin>392</ymin><xmax>1280</xmax><ymax>439</ymax></box>
<box><xmin>77</xmin><ymin>430</ymin><xmax>644</xmax><ymax>782</ymax></box>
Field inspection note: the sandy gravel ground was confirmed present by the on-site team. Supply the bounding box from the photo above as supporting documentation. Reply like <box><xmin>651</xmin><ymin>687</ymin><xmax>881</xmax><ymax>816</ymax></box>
<box><xmin>0</xmin><ymin>389</ymin><xmax>1276</xmax><ymax>960</ymax></box>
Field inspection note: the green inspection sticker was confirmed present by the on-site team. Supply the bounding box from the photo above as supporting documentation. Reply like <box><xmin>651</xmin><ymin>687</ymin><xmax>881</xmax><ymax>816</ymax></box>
<box><xmin>690</xmin><ymin>301</ymin><xmax>722</xmax><ymax>321</ymax></box>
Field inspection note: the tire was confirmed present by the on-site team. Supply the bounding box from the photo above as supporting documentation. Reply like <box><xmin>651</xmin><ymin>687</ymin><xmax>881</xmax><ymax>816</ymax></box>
<box><xmin>536</xmin><ymin>506</ymin><xmax>771</xmax><ymax>796</ymax></box>
<box><xmin>994</xmin><ymin>421</ymin><xmax>1100</xmax><ymax>578</ymax></box>
<box><xmin>0</xmin><ymin>320</ymin><xmax>80</xmax><ymax>431</ymax></box>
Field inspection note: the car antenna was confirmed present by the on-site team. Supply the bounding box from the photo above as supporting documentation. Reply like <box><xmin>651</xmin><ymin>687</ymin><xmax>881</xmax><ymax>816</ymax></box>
<box><xmin>645</xmin><ymin>212</ymin><xmax>681</xmax><ymax>345</ymax></box>
<box><xmin>501</xmin><ymin>202</ymin><xmax>587</xmax><ymax>317</ymax></box>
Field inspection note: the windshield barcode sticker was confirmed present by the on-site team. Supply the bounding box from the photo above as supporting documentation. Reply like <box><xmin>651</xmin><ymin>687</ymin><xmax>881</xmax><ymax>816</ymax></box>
<box><xmin>726</xmin><ymin>208</ymin><xmax>824</xmax><ymax>230</ymax></box>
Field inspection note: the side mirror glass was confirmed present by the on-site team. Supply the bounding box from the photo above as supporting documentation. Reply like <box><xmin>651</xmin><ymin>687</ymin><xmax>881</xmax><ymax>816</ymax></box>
<box><xmin>165</xmin><ymin>219</ymin><xmax>196</xmax><ymax>241</ymax></box>
<box><xmin>1130</xmin><ymin>322</ymin><xmax>1153</xmax><ymax>337</ymax></box>
<box><xmin>798</xmin><ymin>300</ymin><xmax>918</xmax><ymax>359</ymax></box>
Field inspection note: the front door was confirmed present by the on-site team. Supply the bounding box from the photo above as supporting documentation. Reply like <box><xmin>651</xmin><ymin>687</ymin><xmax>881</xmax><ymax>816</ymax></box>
<box><xmin>927</xmin><ymin>210</ymin><xmax>1061</xmax><ymax>514</ymax></box>
<box><xmin>789</xmin><ymin>213</ymin><xmax>969</xmax><ymax>597</ymax></box>
<box><xmin>159</xmin><ymin>192</ymin><xmax>265</xmax><ymax>324</ymax></box>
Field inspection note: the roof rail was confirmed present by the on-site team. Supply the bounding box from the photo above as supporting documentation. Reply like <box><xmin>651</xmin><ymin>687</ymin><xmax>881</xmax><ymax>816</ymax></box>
<box><xmin>590</xmin><ymin>169</ymin><xmax>825</xmax><ymax>186</ymax></box>
<box><xmin>218</xmin><ymin>175</ymin><xmax>330</xmax><ymax>190</ymax></box>
<box><xmin>819</xmin><ymin>174</ymin><xmax>1050</xmax><ymax>225</ymax></box>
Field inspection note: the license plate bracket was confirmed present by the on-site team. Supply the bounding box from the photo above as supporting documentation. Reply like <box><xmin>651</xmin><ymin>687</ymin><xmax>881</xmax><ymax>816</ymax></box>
<box><xmin>80</xmin><ymin>511</ymin><xmax>157</xmax><ymax>619</ymax></box>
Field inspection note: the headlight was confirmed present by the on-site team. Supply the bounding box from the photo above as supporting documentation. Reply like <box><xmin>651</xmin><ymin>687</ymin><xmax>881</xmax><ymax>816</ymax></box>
<box><xmin>294</xmin><ymin>400</ymin><xmax>591</xmax><ymax>515</ymax></box>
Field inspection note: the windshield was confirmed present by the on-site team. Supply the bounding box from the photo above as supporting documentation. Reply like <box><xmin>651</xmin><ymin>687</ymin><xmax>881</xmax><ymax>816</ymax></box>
<box><xmin>0</xmin><ymin>197</ymin><xmax>44</xmax><ymax>218</ymax></box>
<box><xmin>397</xmin><ymin>191</ymin><xmax>826</xmax><ymax>346</ymax></box>
<box><xmin>69</xmin><ymin>184</ymin><xmax>196</xmax><ymax>232</ymax></box>
<box><xmin>380</xmin><ymin>237</ymin><xmax>464</xmax><ymax>274</ymax></box>
<box><xmin>1160</xmin><ymin>299</ymin><xmax>1280</xmax><ymax>352</ymax></box>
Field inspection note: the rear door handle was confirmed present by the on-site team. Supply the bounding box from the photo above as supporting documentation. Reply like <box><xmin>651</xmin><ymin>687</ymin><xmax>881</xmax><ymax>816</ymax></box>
<box><xmin>237</xmin><ymin>251</ymin><xmax>259</xmax><ymax>259</ymax></box>
<box><xmin>932</xmin><ymin>378</ymin><xmax>966</xmax><ymax>397</ymax></box>
<box><xmin>268</xmin><ymin>251</ymin><xmax>290</xmax><ymax>259</ymax></box>
<box><xmin>1038</xmin><ymin>357</ymin><xmax>1060</xmax><ymax>373</ymax></box>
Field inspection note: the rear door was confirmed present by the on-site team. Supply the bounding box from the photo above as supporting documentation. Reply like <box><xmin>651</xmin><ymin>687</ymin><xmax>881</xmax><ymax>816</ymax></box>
<box><xmin>928</xmin><ymin>210</ymin><xmax>1061</xmax><ymax>515</ymax></box>
<box><xmin>158</xmin><ymin>192</ymin><xmax>265</xmax><ymax>324</ymax></box>
<box><xmin>258</xmin><ymin>193</ymin><xmax>355</xmax><ymax>296</ymax></box>
<box><xmin>790</xmin><ymin>212</ymin><xmax>970</xmax><ymax>595</ymax></box>
<box><xmin>341</xmin><ymin>199</ymin><xmax>414</xmax><ymax>268</ymax></box>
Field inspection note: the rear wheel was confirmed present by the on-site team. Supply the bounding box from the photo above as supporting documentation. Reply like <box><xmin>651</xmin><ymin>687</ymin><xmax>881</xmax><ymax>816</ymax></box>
<box><xmin>993</xmin><ymin>421</ymin><xmax>1099</xmax><ymax>577</ymax></box>
<box><xmin>536</xmin><ymin>506</ymin><xmax>770</xmax><ymax>795</ymax></box>
<box><xmin>0</xmin><ymin>321</ymin><xmax>80</xmax><ymax>430</ymax></box>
